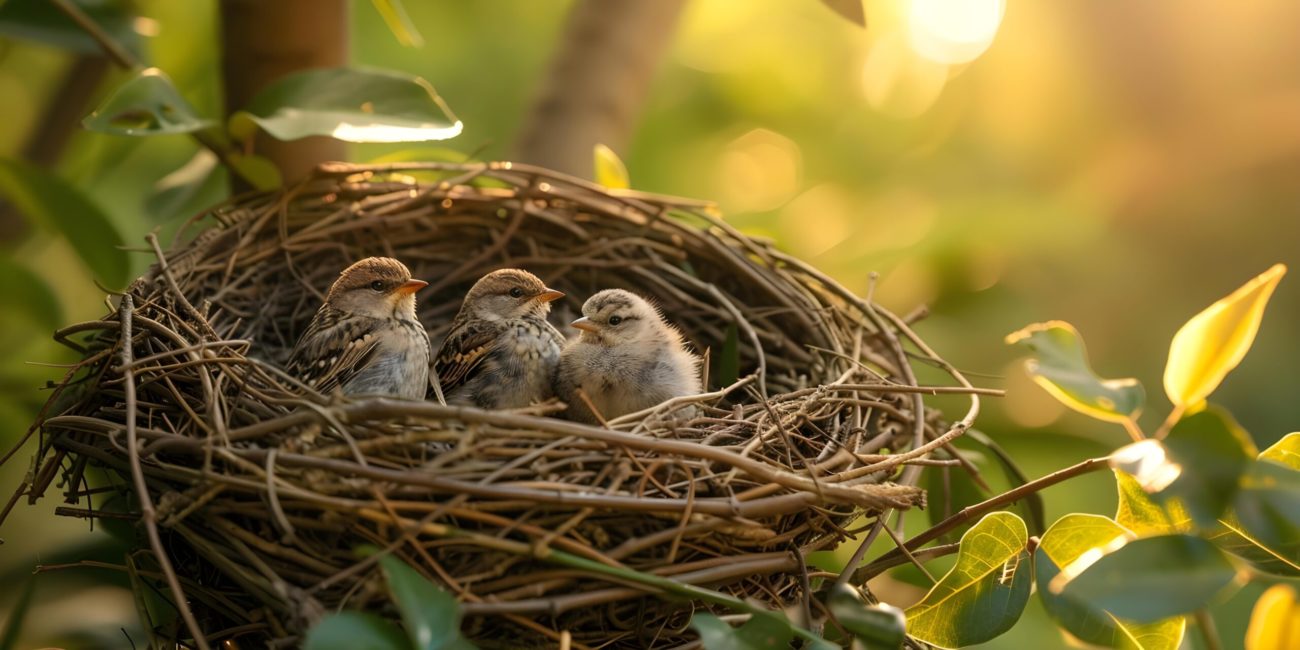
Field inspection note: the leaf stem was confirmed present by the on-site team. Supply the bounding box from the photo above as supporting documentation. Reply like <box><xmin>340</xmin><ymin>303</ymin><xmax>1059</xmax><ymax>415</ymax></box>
<box><xmin>49</xmin><ymin>0</ymin><xmax>138</xmax><ymax>70</ymax></box>
<box><xmin>1122</xmin><ymin>417</ymin><xmax>1146</xmax><ymax>443</ymax></box>
<box><xmin>1193</xmin><ymin>609</ymin><xmax>1221</xmax><ymax>650</ymax></box>
<box><xmin>1155</xmin><ymin>405</ymin><xmax>1186</xmax><ymax>440</ymax></box>
<box><xmin>853</xmin><ymin>456</ymin><xmax>1111</xmax><ymax>583</ymax></box>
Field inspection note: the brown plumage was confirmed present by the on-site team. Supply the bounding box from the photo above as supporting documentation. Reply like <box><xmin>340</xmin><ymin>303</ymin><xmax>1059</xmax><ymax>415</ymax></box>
<box><xmin>433</xmin><ymin>269</ymin><xmax>565</xmax><ymax>408</ymax></box>
<box><xmin>286</xmin><ymin>257</ymin><xmax>431</xmax><ymax>398</ymax></box>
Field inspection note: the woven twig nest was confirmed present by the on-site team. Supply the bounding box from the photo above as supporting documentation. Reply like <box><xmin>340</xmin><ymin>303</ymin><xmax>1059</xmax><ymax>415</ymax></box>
<box><xmin>18</xmin><ymin>162</ymin><xmax>979</xmax><ymax>648</ymax></box>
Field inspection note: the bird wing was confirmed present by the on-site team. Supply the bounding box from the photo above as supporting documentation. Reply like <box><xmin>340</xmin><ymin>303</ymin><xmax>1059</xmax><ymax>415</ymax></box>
<box><xmin>433</xmin><ymin>318</ymin><xmax>503</xmax><ymax>394</ymax></box>
<box><xmin>286</xmin><ymin>307</ymin><xmax>384</xmax><ymax>394</ymax></box>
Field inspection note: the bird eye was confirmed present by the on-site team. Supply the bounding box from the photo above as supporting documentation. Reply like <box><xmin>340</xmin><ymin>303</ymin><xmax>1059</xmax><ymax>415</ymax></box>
<box><xmin>370</xmin><ymin>280</ymin><xmax>385</xmax><ymax>292</ymax></box>
<box><xmin>509</xmin><ymin>287</ymin><xmax>524</xmax><ymax>298</ymax></box>
<box><xmin>608</xmin><ymin>315</ymin><xmax>623</xmax><ymax>326</ymax></box>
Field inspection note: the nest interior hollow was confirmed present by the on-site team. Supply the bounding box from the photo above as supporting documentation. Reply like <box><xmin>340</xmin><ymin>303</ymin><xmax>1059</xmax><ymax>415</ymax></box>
<box><xmin>19</xmin><ymin>162</ymin><xmax>975</xmax><ymax>649</ymax></box>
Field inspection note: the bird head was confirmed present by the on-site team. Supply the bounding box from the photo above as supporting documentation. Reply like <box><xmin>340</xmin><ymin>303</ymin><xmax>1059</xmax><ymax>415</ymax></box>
<box><xmin>571</xmin><ymin>289</ymin><xmax>670</xmax><ymax>347</ymax></box>
<box><xmin>462</xmin><ymin>268</ymin><xmax>564</xmax><ymax>321</ymax></box>
<box><xmin>324</xmin><ymin>257</ymin><xmax>426</xmax><ymax>320</ymax></box>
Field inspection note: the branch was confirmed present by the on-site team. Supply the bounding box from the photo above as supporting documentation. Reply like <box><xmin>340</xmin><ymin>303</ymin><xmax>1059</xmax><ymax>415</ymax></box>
<box><xmin>852</xmin><ymin>456</ymin><xmax>1111</xmax><ymax>583</ymax></box>
<box><xmin>513</xmin><ymin>0</ymin><xmax>687</xmax><ymax>177</ymax></box>
<box><xmin>218</xmin><ymin>0</ymin><xmax>349</xmax><ymax>185</ymax></box>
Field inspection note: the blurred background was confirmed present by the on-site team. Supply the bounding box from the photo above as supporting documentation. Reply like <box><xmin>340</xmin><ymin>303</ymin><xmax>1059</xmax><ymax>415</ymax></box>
<box><xmin>1</xmin><ymin>0</ymin><xmax>1297</xmax><ymax>647</ymax></box>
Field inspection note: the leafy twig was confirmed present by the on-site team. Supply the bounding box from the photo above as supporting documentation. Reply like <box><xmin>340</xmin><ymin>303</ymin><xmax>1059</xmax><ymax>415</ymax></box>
<box><xmin>854</xmin><ymin>456</ymin><xmax>1111</xmax><ymax>583</ymax></box>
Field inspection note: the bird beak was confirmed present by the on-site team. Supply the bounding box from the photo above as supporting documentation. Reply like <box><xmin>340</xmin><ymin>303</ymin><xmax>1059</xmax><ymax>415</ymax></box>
<box><xmin>571</xmin><ymin>316</ymin><xmax>599</xmax><ymax>333</ymax></box>
<box><xmin>395</xmin><ymin>279</ymin><xmax>428</xmax><ymax>295</ymax></box>
<box><xmin>536</xmin><ymin>289</ymin><xmax>565</xmax><ymax>303</ymax></box>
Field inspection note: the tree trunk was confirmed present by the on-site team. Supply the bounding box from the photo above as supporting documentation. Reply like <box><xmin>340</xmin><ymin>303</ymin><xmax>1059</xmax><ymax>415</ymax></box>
<box><xmin>219</xmin><ymin>0</ymin><xmax>349</xmax><ymax>187</ymax></box>
<box><xmin>513</xmin><ymin>0</ymin><xmax>687</xmax><ymax>179</ymax></box>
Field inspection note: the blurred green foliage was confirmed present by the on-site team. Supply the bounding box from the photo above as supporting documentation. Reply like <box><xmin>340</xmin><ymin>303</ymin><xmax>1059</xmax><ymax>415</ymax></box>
<box><xmin>2</xmin><ymin>0</ymin><xmax>1298</xmax><ymax>647</ymax></box>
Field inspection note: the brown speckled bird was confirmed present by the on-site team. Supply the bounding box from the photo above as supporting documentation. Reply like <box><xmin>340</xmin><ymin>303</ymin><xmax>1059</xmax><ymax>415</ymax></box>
<box><xmin>433</xmin><ymin>269</ymin><xmax>565</xmax><ymax>408</ymax></box>
<box><xmin>286</xmin><ymin>257</ymin><xmax>431</xmax><ymax>399</ymax></box>
<box><xmin>556</xmin><ymin>289</ymin><xmax>701</xmax><ymax>423</ymax></box>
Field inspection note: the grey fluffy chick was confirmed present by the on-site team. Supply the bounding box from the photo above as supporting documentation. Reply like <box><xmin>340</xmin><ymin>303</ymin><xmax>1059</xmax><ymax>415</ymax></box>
<box><xmin>286</xmin><ymin>257</ymin><xmax>431</xmax><ymax>399</ymax></box>
<box><xmin>557</xmin><ymin>289</ymin><xmax>701</xmax><ymax>423</ymax></box>
<box><xmin>433</xmin><ymin>269</ymin><xmax>566</xmax><ymax>408</ymax></box>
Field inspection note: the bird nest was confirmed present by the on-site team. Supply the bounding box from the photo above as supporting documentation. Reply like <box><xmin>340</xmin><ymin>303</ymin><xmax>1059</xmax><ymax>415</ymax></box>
<box><xmin>10</xmin><ymin>161</ymin><xmax>981</xmax><ymax>649</ymax></box>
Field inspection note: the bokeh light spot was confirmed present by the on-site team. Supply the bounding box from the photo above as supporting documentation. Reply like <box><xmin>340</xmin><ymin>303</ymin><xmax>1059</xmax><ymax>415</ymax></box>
<box><xmin>715</xmin><ymin>128</ymin><xmax>802</xmax><ymax>213</ymax></box>
<box><xmin>908</xmin><ymin>0</ymin><xmax>1006</xmax><ymax>65</ymax></box>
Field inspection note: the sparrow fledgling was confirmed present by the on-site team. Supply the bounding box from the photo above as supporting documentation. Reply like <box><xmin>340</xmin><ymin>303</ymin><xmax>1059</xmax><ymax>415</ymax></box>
<box><xmin>286</xmin><ymin>257</ymin><xmax>431</xmax><ymax>399</ymax></box>
<box><xmin>433</xmin><ymin>269</ymin><xmax>566</xmax><ymax>409</ymax></box>
<box><xmin>556</xmin><ymin>289</ymin><xmax>701</xmax><ymax>423</ymax></box>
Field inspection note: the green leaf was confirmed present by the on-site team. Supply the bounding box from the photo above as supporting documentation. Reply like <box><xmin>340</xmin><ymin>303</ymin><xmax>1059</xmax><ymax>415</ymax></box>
<box><xmin>925</xmin><ymin>456</ymin><xmax>987</xmax><ymax>544</ymax></box>
<box><xmin>1113</xmin><ymin>469</ymin><xmax>1192</xmax><ymax>537</ymax></box>
<box><xmin>690</xmin><ymin>611</ymin><xmax>794</xmax><ymax>650</ymax></box>
<box><xmin>827</xmin><ymin>584</ymin><xmax>905</xmax><ymax>649</ymax></box>
<box><xmin>377</xmin><ymin>554</ymin><xmax>469</xmax><ymax>650</ymax></box>
<box><xmin>1006</xmin><ymin>321</ymin><xmax>1145</xmax><ymax>423</ymax></box>
<box><xmin>0</xmin><ymin>158</ymin><xmax>130</xmax><ymax>288</ymax></box>
<box><xmin>905</xmin><ymin>512</ymin><xmax>1032</xmax><ymax>648</ymax></box>
<box><xmin>593</xmin><ymin>144</ymin><xmax>630</xmax><ymax>189</ymax></box>
<box><xmin>717</xmin><ymin>323</ymin><xmax>740</xmax><ymax>388</ymax></box>
<box><xmin>1207</xmin><ymin>433</ymin><xmax>1300</xmax><ymax>576</ymax></box>
<box><xmin>967</xmin><ymin>429</ymin><xmax>1047</xmax><ymax>536</ymax></box>
<box><xmin>1157</xmin><ymin>408</ymin><xmax>1254</xmax><ymax>528</ymax></box>
<box><xmin>0</xmin><ymin>577</ymin><xmax>36</xmax><ymax>650</ymax></box>
<box><xmin>0</xmin><ymin>258</ymin><xmax>62</xmax><ymax>331</ymax></box>
<box><xmin>370</xmin><ymin>0</ymin><xmax>424</xmax><ymax>47</ymax></box>
<box><xmin>303</xmin><ymin>612</ymin><xmax>409</xmax><ymax>650</ymax></box>
<box><xmin>1058</xmin><ymin>534</ymin><xmax>1238</xmax><ymax>623</ymax></box>
<box><xmin>0</xmin><ymin>0</ymin><xmax>145</xmax><ymax>60</ymax></box>
<box><xmin>145</xmin><ymin>150</ymin><xmax>226</xmax><ymax>221</ymax></box>
<box><xmin>1231</xmin><ymin>459</ymin><xmax>1300</xmax><ymax>558</ymax></box>
<box><xmin>228</xmin><ymin>153</ymin><xmax>283</xmax><ymax>190</ymax></box>
<box><xmin>233</xmin><ymin>67</ymin><xmax>462</xmax><ymax>143</ymax></box>
<box><xmin>1209</xmin><ymin>515</ymin><xmax>1300</xmax><ymax>577</ymax></box>
<box><xmin>1259</xmin><ymin>432</ymin><xmax>1300</xmax><ymax>469</ymax></box>
<box><xmin>1036</xmin><ymin>514</ymin><xmax>1185</xmax><ymax>649</ymax></box>
<box><xmin>84</xmin><ymin>68</ymin><xmax>215</xmax><ymax>136</ymax></box>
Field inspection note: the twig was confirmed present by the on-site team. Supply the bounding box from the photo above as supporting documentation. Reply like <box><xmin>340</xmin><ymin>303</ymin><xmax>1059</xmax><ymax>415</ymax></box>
<box><xmin>855</xmin><ymin>456</ymin><xmax>1111</xmax><ymax>583</ymax></box>
<box><xmin>118</xmin><ymin>296</ymin><xmax>210</xmax><ymax>649</ymax></box>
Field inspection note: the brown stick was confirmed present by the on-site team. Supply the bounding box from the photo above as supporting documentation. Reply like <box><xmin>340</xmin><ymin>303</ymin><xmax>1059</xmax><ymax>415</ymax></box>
<box><xmin>118</xmin><ymin>295</ymin><xmax>210</xmax><ymax>649</ymax></box>
<box><xmin>513</xmin><ymin>0</ymin><xmax>687</xmax><ymax>177</ymax></box>
<box><xmin>853</xmin><ymin>456</ymin><xmax>1111</xmax><ymax>583</ymax></box>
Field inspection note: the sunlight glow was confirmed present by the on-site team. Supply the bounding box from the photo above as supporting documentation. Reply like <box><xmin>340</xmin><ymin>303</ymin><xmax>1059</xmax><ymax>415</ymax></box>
<box><xmin>1048</xmin><ymin>532</ymin><xmax>1129</xmax><ymax>594</ymax></box>
<box><xmin>330</xmin><ymin>120</ymin><xmax>464</xmax><ymax>143</ymax></box>
<box><xmin>1110</xmin><ymin>440</ymin><xmax>1183</xmax><ymax>493</ymax></box>
<box><xmin>908</xmin><ymin>0</ymin><xmax>1006</xmax><ymax>65</ymax></box>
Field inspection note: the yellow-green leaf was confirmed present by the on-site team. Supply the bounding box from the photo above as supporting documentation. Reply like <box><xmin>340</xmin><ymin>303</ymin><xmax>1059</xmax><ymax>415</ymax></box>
<box><xmin>1113</xmin><ymin>469</ymin><xmax>1192</xmax><ymax>538</ymax></box>
<box><xmin>1163</xmin><ymin>264</ymin><xmax>1286</xmax><ymax>408</ymax></box>
<box><xmin>228</xmin><ymin>153</ymin><xmax>282</xmax><ymax>190</ymax></box>
<box><xmin>905</xmin><ymin>512</ymin><xmax>1032</xmax><ymax>648</ymax></box>
<box><xmin>1006</xmin><ymin>321</ymin><xmax>1144</xmax><ymax>423</ymax></box>
<box><xmin>1036</xmin><ymin>514</ymin><xmax>1185</xmax><ymax>649</ymax></box>
<box><xmin>1245</xmin><ymin>584</ymin><xmax>1300</xmax><ymax>650</ymax></box>
<box><xmin>593</xmin><ymin>143</ymin><xmax>630</xmax><ymax>189</ymax></box>
<box><xmin>1259</xmin><ymin>433</ymin><xmax>1300</xmax><ymax>469</ymax></box>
